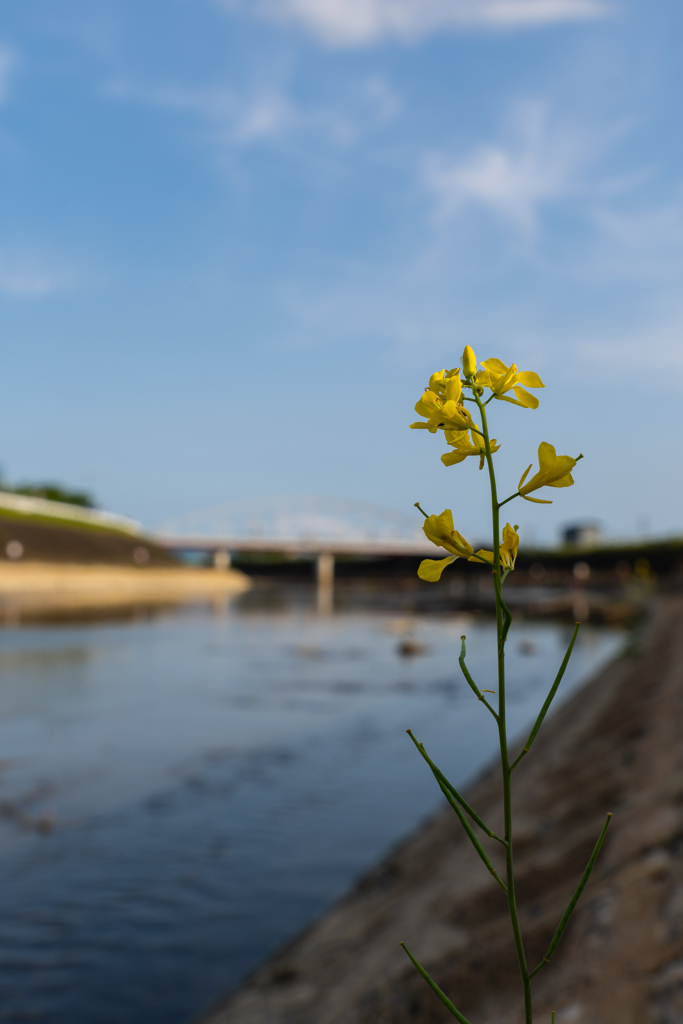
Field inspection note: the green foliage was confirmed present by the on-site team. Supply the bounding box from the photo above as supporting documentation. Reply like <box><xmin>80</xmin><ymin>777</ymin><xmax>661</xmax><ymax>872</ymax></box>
<box><xmin>0</xmin><ymin>463</ymin><xmax>96</xmax><ymax>508</ymax></box>
<box><xmin>12</xmin><ymin>483</ymin><xmax>95</xmax><ymax>507</ymax></box>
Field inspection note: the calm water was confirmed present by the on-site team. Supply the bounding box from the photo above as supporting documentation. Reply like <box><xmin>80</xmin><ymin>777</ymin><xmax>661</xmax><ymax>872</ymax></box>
<box><xmin>0</xmin><ymin>591</ymin><xmax>624</xmax><ymax>1024</ymax></box>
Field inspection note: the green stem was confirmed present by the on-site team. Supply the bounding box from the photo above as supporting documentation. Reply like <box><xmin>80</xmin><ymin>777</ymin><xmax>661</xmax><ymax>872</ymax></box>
<box><xmin>529</xmin><ymin>813</ymin><xmax>613</xmax><ymax>979</ymax></box>
<box><xmin>407</xmin><ymin>730</ymin><xmax>507</xmax><ymax>846</ymax></box>
<box><xmin>405</xmin><ymin>736</ymin><xmax>507</xmax><ymax>888</ymax></box>
<box><xmin>471</xmin><ymin>387</ymin><xmax>532</xmax><ymax>1024</ymax></box>
<box><xmin>511</xmin><ymin>623</ymin><xmax>581</xmax><ymax>771</ymax></box>
<box><xmin>399</xmin><ymin>944</ymin><xmax>473</xmax><ymax>1023</ymax></box>
<box><xmin>459</xmin><ymin>636</ymin><xmax>499</xmax><ymax>720</ymax></box>
<box><xmin>435</xmin><ymin>777</ymin><xmax>508</xmax><ymax>892</ymax></box>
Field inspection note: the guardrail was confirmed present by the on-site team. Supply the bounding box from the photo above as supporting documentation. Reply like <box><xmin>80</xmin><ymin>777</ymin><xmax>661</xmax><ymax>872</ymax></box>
<box><xmin>0</xmin><ymin>491</ymin><xmax>141</xmax><ymax>535</ymax></box>
<box><xmin>154</xmin><ymin>536</ymin><xmax>435</xmax><ymax>556</ymax></box>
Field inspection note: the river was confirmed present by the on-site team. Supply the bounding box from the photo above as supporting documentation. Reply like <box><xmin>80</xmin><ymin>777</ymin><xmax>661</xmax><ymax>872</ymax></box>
<box><xmin>0</xmin><ymin>589</ymin><xmax>624</xmax><ymax>1024</ymax></box>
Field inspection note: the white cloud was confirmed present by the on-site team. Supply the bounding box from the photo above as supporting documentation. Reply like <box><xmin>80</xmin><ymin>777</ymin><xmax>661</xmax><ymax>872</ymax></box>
<box><xmin>590</xmin><ymin>198</ymin><xmax>683</xmax><ymax>281</ymax></box>
<box><xmin>0</xmin><ymin>251</ymin><xmax>80</xmax><ymax>298</ymax></box>
<box><xmin>574</xmin><ymin>308</ymin><xmax>683</xmax><ymax>374</ymax></box>
<box><xmin>106</xmin><ymin>75</ymin><xmax>400</xmax><ymax>150</ymax></box>
<box><xmin>424</xmin><ymin>101</ymin><xmax>601</xmax><ymax>230</ymax></box>
<box><xmin>153</xmin><ymin>84</ymin><xmax>296</xmax><ymax>143</ymax></box>
<box><xmin>249</xmin><ymin>0</ymin><xmax>610</xmax><ymax>47</ymax></box>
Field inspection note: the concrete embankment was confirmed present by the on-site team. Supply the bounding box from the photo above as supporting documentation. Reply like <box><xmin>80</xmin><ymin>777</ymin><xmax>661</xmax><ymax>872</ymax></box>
<box><xmin>205</xmin><ymin>598</ymin><xmax>683</xmax><ymax>1024</ymax></box>
<box><xmin>0</xmin><ymin>508</ymin><xmax>177</xmax><ymax>566</ymax></box>
<box><xmin>0</xmin><ymin>563</ymin><xmax>249</xmax><ymax>619</ymax></box>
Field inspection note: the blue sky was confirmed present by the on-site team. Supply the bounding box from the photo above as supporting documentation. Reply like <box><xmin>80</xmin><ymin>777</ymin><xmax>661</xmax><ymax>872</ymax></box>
<box><xmin>0</xmin><ymin>0</ymin><xmax>679</xmax><ymax>544</ymax></box>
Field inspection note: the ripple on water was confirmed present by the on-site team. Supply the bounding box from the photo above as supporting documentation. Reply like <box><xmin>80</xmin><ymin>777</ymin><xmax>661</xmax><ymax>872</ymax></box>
<box><xmin>0</xmin><ymin>599</ymin><xmax>624</xmax><ymax>1024</ymax></box>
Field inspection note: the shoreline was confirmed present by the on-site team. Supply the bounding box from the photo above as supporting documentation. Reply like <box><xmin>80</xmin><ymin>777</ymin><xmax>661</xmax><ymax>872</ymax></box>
<box><xmin>0</xmin><ymin>562</ymin><xmax>249</xmax><ymax>618</ymax></box>
<box><xmin>204</xmin><ymin>597</ymin><xmax>683</xmax><ymax>1024</ymax></box>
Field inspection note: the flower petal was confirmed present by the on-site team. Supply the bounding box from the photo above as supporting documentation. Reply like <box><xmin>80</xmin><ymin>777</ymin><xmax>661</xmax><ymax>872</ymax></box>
<box><xmin>444</xmin><ymin>375</ymin><xmax>462</xmax><ymax>403</ymax></box>
<box><xmin>417</xmin><ymin>556</ymin><xmax>457</xmax><ymax>582</ymax></box>
<box><xmin>494</xmin><ymin>393</ymin><xmax>527</xmax><ymax>407</ymax></box>
<box><xmin>481</xmin><ymin>358</ymin><xmax>508</xmax><ymax>374</ymax></box>
<box><xmin>537</xmin><ymin>441</ymin><xmax>557</xmax><ymax>470</ymax></box>
<box><xmin>514</xmin><ymin>371</ymin><xmax>544</xmax><ymax>388</ymax></box>
<box><xmin>444</xmin><ymin>428</ymin><xmax>469</xmax><ymax>443</ymax></box>
<box><xmin>452</xmin><ymin>530</ymin><xmax>474</xmax><ymax>556</ymax></box>
<box><xmin>512</xmin><ymin>385</ymin><xmax>540</xmax><ymax>410</ymax></box>
<box><xmin>441</xmin><ymin>450</ymin><xmax>469</xmax><ymax>466</ymax></box>
<box><xmin>546</xmin><ymin>471</ymin><xmax>574</xmax><ymax>489</ymax></box>
<box><xmin>423</xmin><ymin>510</ymin><xmax>457</xmax><ymax>551</ymax></box>
<box><xmin>414</xmin><ymin>395</ymin><xmax>439</xmax><ymax>418</ymax></box>
<box><xmin>497</xmin><ymin>364</ymin><xmax>517</xmax><ymax>393</ymax></box>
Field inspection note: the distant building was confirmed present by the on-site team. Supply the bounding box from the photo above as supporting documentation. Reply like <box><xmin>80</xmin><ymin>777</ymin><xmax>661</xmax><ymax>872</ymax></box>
<box><xmin>561</xmin><ymin>521</ymin><xmax>602</xmax><ymax>548</ymax></box>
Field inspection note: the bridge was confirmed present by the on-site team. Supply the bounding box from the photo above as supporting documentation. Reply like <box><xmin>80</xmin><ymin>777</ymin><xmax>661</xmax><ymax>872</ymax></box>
<box><xmin>153</xmin><ymin>496</ymin><xmax>434</xmax><ymax>611</ymax></box>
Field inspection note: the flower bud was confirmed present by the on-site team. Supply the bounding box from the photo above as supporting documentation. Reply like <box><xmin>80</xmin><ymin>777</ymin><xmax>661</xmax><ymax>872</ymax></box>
<box><xmin>462</xmin><ymin>345</ymin><xmax>477</xmax><ymax>378</ymax></box>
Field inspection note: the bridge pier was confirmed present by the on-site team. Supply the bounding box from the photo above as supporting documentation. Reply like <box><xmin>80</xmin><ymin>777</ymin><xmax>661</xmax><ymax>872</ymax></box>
<box><xmin>316</xmin><ymin>552</ymin><xmax>334</xmax><ymax>615</ymax></box>
<box><xmin>213</xmin><ymin>548</ymin><xmax>231</xmax><ymax>570</ymax></box>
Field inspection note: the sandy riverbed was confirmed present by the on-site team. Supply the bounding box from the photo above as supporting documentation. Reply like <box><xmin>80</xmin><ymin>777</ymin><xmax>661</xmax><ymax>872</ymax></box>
<box><xmin>0</xmin><ymin>562</ymin><xmax>249</xmax><ymax>617</ymax></box>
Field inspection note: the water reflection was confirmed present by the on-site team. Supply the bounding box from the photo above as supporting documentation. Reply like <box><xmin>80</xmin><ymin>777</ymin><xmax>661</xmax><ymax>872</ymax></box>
<box><xmin>0</xmin><ymin>589</ymin><xmax>624</xmax><ymax>1024</ymax></box>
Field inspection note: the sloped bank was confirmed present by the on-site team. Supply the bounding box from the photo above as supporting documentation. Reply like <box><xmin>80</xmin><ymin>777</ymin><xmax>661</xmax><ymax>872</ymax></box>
<box><xmin>0</xmin><ymin>505</ymin><xmax>249</xmax><ymax>618</ymax></box>
<box><xmin>0</xmin><ymin>507</ymin><xmax>174</xmax><ymax>565</ymax></box>
<box><xmin>204</xmin><ymin>598</ymin><xmax>683</xmax><ymax>1024</ymax></box>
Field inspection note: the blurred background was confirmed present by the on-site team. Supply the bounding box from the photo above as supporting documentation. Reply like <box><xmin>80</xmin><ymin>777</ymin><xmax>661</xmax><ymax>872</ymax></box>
<box><xmin>0</xmin><ymin>1</ymin><xmax>680</xmax><ymax>1022</ymax></box>
<box><xmin>0</xmin><ymin>0</ymin><xmax>679</xmax><ymax>542</ymax></box>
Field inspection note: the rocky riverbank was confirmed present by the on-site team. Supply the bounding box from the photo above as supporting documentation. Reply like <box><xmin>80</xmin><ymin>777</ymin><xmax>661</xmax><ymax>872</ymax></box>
<box><xmin>205</xmin><ymin>597</ymin><xmax>683</xmax><ymax>1024</ymax></box>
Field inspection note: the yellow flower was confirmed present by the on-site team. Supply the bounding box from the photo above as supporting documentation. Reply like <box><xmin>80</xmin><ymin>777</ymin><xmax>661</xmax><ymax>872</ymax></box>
<box><xmin>418</xmin><ymin>509</ymin><xmax>473</xmax><ymax>581</ymax></box>
<box><xmin>427</xmin><ymin>368</ymin><xmax>462</xmax><ymax>403</ymax></box>
<box><xmin>518</xmin><ymin>442</ymin><xmax>576</xmax><ymax>504</ymax></box>
<box><xmin>462</xmin><ymin>345</ymin><xmax>477</xmax><ymax>378</ymax></box>
<box><xmin>467</xmin><ymin>525</ymin><xmax>518</xmax><ymax>571</ymax></box>
<box><xmin>410</xmin><ymin>386</ymin><xmax>476</xmax><ymax>434</ymax></box>
<box><xmin>441</xmin><ymin>429</ymin><xmax>500</xmax><ymax>469</ymax></box>
<box><xmin>500</xmin><ymin>523</ymin><xmax>519</xmax><ymax>569</ymax></box>
<box><xmin>475</xmin><ymin>358</ymin><xmax>544</xmax><ymax>409</ymax></box>
<box><xmin>423</xmin><ymin>509</ymin><xmax>473</xmax><ymax>556</ymax></box>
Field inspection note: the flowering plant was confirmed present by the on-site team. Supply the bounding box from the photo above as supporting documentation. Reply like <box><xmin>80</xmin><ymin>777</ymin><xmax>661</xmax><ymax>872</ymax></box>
<box><xmin>402</xmin><ymin>347</ymin><xmax>611</xmax><ymax>1024</ymax></box>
